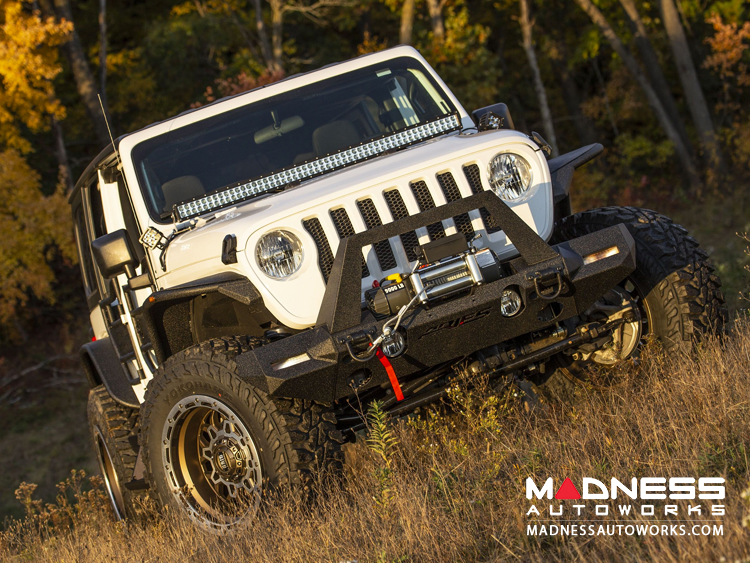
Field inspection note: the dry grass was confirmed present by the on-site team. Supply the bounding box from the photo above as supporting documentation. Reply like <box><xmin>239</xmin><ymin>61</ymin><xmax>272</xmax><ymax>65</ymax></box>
<box><xmin>3</xmin><ymin>324</ymin><xmax>750</xmax><ymax>562</ymax></box>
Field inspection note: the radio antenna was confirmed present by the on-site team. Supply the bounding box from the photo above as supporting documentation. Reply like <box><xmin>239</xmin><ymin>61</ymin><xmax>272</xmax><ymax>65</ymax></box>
<box><xmin>98</xmin><ymin>94</ymin><xmax>129</xmax><ymax>190</ymax></box>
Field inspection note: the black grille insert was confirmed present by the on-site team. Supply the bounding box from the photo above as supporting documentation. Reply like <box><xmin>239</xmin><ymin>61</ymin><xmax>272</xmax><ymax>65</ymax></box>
<box><xmin>330</xmin><ymin>207</ymin><xmax>370</xmax><ymax>278</ymax></box>
<box><xmin>409</xmin><ymin>180</ymin><xmax>446</xmax><ymax>241</ymax></box>
<box><xmin>302</xmin><ymin>218</ymin><xmax>334</xmax><ymax>283</ymax></box>
<box><xmin>463</xmin><ymin>164</ymin><xmax>502</xmax><ymax>234</ymax></box>
<box><xmin>356</xmin><ymin>199</ymin><xmax>397</xmax><ymax>272</ymax></box>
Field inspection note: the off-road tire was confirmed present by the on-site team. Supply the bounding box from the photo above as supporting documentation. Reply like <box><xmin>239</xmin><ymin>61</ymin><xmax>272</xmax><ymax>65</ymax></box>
<box><xmin>552</xmin><ymin>206</ymin><xmax>725</xmax><ymax>364</ymax></box>
<box><xmin>87</xmin><ymin>385</ymin><xmax>143</xmax><ymax>520</ymax></box>
<box><xmin>139</xmin><ymin>336</ymin><xmax>344</xmax><ymax>531</ymax></box>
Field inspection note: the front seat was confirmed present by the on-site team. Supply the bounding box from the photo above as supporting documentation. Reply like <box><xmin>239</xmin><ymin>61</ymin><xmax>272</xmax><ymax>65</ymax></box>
<box><xmin>312</xmin><ymin>120</ymin><xmax>361</xmax><ymax>156</ymax></box>
<box><xmin>161</xmin><ymin>175</ymin><xmax>205</xmax><ymax>213</ymax></box>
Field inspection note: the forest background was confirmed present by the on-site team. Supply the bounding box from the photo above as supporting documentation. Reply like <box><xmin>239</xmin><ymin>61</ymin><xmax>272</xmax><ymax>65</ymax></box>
<box><xmin>0</xmin><ymin>0</ymin><xmax>749</xmax><ymax>522</ymax></box>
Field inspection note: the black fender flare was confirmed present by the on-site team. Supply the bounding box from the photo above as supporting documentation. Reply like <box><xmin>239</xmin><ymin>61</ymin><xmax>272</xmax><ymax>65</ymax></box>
<box><xmin>80</xmin><ymin>338</ymin><xmax>140</xmax><ymax>408</ymax></box>
<box><xmin>549</xmin><ymin>143</ymin><xmax>604</xmax><ymax>205</ymax></box>
<box><xmin>132</xmin><ymin>273</ymin><xmax>273</xmax><ymax>364</ymax></box>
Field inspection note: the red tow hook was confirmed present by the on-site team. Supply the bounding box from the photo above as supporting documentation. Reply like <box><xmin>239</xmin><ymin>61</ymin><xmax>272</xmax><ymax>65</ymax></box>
<box><xmin>375</xmin><ymin>348</ymin><xmax>404</xmax><ymax>401</ymax></box>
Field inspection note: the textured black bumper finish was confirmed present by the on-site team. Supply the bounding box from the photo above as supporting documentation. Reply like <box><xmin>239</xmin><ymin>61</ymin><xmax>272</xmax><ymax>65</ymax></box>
<box><xmin>233</xmin><ymin>198</ymin><xmax>636</xmax><ymax>403</ymax></box>
<box><xmin>316</xmin><ymin>190</ymin><xmax>559</xmax><ymax>334</ymax></box>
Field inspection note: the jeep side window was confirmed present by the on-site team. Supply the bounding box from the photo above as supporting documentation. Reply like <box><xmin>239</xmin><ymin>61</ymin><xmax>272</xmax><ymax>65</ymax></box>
<box><xmin>90</xmin><ymin>180</ymin><xmax>107</xmax><ymax>239</ymax></box>
<box><xmin>73</xmin><ymin>206</ymin><xmax>97</xmax><ymax>298</ymax></box>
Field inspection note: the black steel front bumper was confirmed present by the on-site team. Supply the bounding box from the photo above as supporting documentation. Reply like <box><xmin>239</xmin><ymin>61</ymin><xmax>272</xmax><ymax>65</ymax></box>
<box><xmin>234</xmin><ymin>191</ymin><xmax>636</xmax><ymax>402</ymax></box>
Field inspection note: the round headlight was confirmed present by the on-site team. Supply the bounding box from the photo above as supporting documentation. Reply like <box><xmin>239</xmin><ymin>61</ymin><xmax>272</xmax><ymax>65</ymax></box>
<box><xmin>487</xmin><ymin>153</ymin><xmax>532</xmax><ymax>200</ymax></box>
<box><xmin>255</xmin><ymin>230</ymin><xmax>303</xmax><ymax>279</ymax></box>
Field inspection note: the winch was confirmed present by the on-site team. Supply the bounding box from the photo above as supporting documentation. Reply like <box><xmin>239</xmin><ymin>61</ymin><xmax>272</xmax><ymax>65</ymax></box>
<box><xmin>365</xmin><ymin>233</ymin><xmax>504</xmax><ymax>318</ymax></box>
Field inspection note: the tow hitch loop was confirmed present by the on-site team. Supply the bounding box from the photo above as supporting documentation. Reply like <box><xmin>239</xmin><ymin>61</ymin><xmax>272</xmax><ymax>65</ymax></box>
<box><xmin>531</xmin><ymin>270</ymin><xmax>564</xmax><ymax>300</ymax></box>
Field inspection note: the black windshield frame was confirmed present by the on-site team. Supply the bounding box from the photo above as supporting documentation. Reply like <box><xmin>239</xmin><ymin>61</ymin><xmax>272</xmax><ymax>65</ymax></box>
<box><xmin>131</xmin><ymin>56</ymin><xmax>458</xmax><ymax>224</ymax></box>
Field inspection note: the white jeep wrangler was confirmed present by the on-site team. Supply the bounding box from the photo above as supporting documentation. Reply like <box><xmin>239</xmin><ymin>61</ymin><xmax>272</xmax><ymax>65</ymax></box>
<box><xmin>70</xmin><ymin>46</ymin><xmax>724</xmax><ymax>531</ymax></box>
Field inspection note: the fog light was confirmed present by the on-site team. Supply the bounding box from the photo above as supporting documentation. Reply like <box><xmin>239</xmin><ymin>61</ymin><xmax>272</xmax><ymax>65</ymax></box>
<box><xmin>381</xmin><ymin>329</ymin><xmax>406</xmax><ymax>358</ymax></box>
<box><xmin>500</xmin><ymin>289</ymin><xmax>522</xmax><ymax>317</ymax></box>
<box><xmin>271</xmin><ymin>352</ymin><xmax>311</xmax><ymax>371</ymax></box>
<box><xmin>583</xmin><ymin>246</ymin><xmax>620</xmax><ymax>265</ymax></box>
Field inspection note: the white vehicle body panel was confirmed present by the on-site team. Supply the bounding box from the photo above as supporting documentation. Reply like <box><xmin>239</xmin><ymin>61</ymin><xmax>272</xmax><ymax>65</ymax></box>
<box><xmin>113</xmin><ymin>46</ymin><xmax>553</xmax><ymax>330</ymax></box>
<box><xmin>142</xmin><ymin>131</ymin><xmax>551</xmax><ymax>328</ymax></box>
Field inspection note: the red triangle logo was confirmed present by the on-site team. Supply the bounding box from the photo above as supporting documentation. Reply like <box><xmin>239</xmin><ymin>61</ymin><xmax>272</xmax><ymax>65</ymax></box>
<box><xmin>555</xmin><ymin>478</ymin><xmax>581</xmax><ymax>500</ymax></box>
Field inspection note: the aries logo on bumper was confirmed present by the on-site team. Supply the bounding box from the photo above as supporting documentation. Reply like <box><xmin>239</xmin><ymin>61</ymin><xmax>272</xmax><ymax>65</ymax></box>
<box><xmin>420</xmin><ymin>308</ymin><xmax>492</xmax><ymax>339</ymax></box>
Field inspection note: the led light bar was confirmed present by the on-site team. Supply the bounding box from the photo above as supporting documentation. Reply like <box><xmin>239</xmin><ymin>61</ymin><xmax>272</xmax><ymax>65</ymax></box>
<box><xmin>175</xmin><ymin>113</ymin><xmax>462</xmax><ymax>220</ymax></box>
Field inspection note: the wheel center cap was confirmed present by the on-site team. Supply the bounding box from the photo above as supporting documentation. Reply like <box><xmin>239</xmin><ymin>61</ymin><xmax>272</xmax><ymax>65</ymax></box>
<box><xmin>213</xmin><ymin>439</ymin><xmax>245</xmax><ymax>479</ymax></box>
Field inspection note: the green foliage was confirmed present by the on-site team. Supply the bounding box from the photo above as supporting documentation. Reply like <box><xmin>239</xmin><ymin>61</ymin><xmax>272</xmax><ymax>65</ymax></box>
<box><xmin>420</xmin><ymin>3</ymin><xmax>501</xmax><ymax>110</ymax></box>
<box><xmin>366</xmin><ymin>400</ymin><xmax>399</xmax><ymax>511</ymax></box>
<box><xmin>366</xmin><ymin>400</ymin><xmax>399</xmax><ymax>465</ymax></box>
<box><xmin>2</xmin><ymin>0</ymin><xmax>749</xmax><ymax>335</ymax></box>
<box><xmin>0</xmin><ymin>151</ymin><xmax>75</xmax><ymax>335</ymax></box>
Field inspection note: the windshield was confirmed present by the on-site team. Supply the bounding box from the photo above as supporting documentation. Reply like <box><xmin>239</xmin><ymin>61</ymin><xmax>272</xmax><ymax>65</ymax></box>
<box><xmin>132</xmin><ymin>56</ymin><xmax>457</xmax><ymax>222</ymax></box>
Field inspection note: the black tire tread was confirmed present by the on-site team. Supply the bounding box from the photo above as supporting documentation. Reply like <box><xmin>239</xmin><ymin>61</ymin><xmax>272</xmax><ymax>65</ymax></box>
<box><xmin>87</xmin><ymin>385</ymin><xmax>144</xmax><ymax>518</ymax></box>
<box><xmin>552</xmin><ymin>206</ymin><xmax>726</xmax><ymax>348</ymax></box>
<box><xmin>140</xmin><ymin>336</ymin><xmax>344</xmax><ymax>497</ymax></box>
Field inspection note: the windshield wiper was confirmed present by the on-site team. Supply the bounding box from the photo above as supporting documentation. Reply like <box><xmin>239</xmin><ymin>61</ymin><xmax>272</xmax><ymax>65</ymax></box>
<box><xmin>151</xmin><ymin>182</ymin><xmax>296</xmax><ymax>271</ymax></box>
<box><xmin>143</xmin><ymin>206</ymin><xmax>238</xmax><ymax>271</ymax></box>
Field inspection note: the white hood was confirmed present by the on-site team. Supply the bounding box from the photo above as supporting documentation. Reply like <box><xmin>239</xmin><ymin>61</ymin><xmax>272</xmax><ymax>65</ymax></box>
<box><xmin>154</xmin><ymin>129</ymin><xmax>553</xmax><ymax>329</ymax></box>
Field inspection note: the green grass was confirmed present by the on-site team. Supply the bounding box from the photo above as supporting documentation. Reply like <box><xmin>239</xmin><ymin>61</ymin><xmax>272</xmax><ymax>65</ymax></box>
<box><xmin>0</xmin><ymin>386</ymin><xmax>96</xmax><ymax>522</ymax></box>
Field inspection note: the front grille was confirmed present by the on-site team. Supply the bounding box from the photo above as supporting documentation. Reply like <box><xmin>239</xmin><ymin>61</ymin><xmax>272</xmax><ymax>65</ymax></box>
<box><xmin>383</xmin><ymin>189</ymin><xmax>420</xmax><ymax>262</ymax></box>
<box><xmin>304</xmin><ymin>163</ymin><xmax>507</xmax><ymax>285</ymax></box>
<box><xmin>302</xmin><ymin>218</ymin><xmax>334</xmax><ymax>283</ymax></box>
<box><xmin>463</xmin><ymin>164</ymin><xmax>502</xmax><ymax>234</ymax></box>
<box><xmin>437</xmin><ymin>172</ymin><xmax>475</xmax><ymax>242</ymax></box>
<box><xmin>356</xmin><ymin>199</ymin><xmax>397</xmax><ymax>271</ymax></box>
<box><xmin>409</xmin><ymin>180</ymin><xmax>446</xmax><ymax>241</ymax></box>
<box><xmin>330</xmin><ymin>208</ymin><xmax>370</xmax><ymax>278</ymax></box>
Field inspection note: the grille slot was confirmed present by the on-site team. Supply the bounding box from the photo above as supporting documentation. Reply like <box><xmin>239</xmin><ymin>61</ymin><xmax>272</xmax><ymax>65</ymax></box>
<box><xmin>463</xmin><ymin>164</ymin><xmax>502</xmax><ymax>234</ymax></box>
<box><xmin>330</xmin><ymin>207</ymin><xmax>370</xmax><ymax>278</ymax></box>
<box><xmin>436</xmin><ymin>172</ymin><xmax>475</xmax><ymax>242</ymax></box>
<box><xmin>409</xmin><ymin>180</ymin><xmax>446</xmax><ymax>241</ymax></box>
<box><xmin>302</xmin><ymin>218</ymin><xmax>334</xmax><ymax>283</ymax></box>
<box><xmin>383</xmin><ymin>189</ymin><xmax>420</xmax><ymax>262</ymax></box>
<box><xmin>356</xmin><ymin>199</ymin><xmax>397</xmax><ymax>272</ymax></box>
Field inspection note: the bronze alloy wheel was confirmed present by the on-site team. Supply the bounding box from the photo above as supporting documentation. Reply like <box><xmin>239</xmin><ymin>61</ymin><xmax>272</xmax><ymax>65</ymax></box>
<box><xmin>161</xmin><ymin>394</ymin><xmax>263</xmax><ymax>531</ymax></box>
<box><xmin>555</xmin><ymin>279</ymin><xmax>650</xmax><ymax>385</ymax></box>
<box><xmin>94</xmin><ymin>425</ymin><xmax>126</xmax><ymax>519</ymax></box>
<box><xmin>140</xmin><ymin>337</ymin><xmax>344</xmax><ymax>534</ymax></box>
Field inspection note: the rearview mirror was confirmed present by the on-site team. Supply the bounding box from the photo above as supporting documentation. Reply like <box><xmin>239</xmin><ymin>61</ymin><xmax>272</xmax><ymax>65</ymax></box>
<box><xmin>254</xmin><ymin>116</ymin><xmax>305</xmax><ymax>144</ymax></box>
<box><xmin>91</xmin><ymin>229</ymin><xmax>138</xmax><ymax>279</ymax></box>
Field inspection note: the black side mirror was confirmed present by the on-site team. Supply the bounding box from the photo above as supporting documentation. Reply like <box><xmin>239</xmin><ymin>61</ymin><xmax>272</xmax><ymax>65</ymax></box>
<box><xmin>472</xmin><ymin>103</ymin><xmax>515</xmax><ymax>130</ymax></box>
<box><xmin>91</xmin><ymin>229</ymin><xmax>138</xmax><ymax>279</ymax></box>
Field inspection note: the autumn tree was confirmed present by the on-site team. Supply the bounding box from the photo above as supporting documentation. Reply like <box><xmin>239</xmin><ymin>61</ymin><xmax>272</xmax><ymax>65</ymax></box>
<box><xmin>658</xmin><ymin>0</ymin><xmax>726</xmax><ymax>173</ymax></box>
<box><xmin>703</xmin><ymin>13</ymin><xmax>750</xmax><ymax>170</ymax></box>
<box><xmin>617</xmin><ymin>0</ymin><xmax>693</xmax><ymax>157</ymax></box>
<box><xmin>574</xmin><ymin>0</ymin><xmax>701</xmax><ymax>191</ymax></box>
<box><xmin>519</xmin><ymin>0</ymin><xmax>558</xmax><ymax>156</ymax></box>
<box><xmin>0</xmin><ymin>1</ymin><xmax>76</xmax><ymax>337</ymax></box>
<box><xmin>38</xmin><ymin>0</ymin><xmax>110</xmax><ymax>147</ymax></box>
